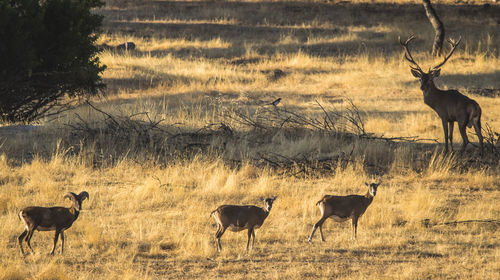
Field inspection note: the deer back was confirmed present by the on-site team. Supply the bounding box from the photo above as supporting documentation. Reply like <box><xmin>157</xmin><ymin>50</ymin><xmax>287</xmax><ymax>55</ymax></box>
<box><xmin>215</xmin><ymin>205</ymin><xmax>268</xmax><ymax>229</ymax></box>
<box><xmin>21</xmin><ymin>206</ymin><xmax>78</xmax><ymax>230</ymax></box>
<box><xmin>320</xmin><ymin>195</ymin><xmax>373</xmax><ymax>219</ymax></box>
<box><xmin>425</xmin><ymin>88</ymin><xmax>480</xmax><ymax>122</ymax></box>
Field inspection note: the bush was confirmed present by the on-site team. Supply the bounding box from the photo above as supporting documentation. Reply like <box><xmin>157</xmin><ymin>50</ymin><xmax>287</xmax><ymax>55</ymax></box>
<box><xmin>0</xmin><ymin>0</ymin><xmax>106</xmax><ymax>122</ymax></box>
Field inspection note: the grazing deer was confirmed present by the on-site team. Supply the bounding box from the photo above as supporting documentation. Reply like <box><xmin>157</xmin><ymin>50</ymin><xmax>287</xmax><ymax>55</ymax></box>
<box><xmin>18</xmin><ymin>191</ymin><xmax>89</xmax><ymax>255</ymax></box>
<box><xmin>400</xmin><ymin>35</ymin><xmax>483</xmax><ymax>153</ymax></box>
<box><xmin>308</xmin><ymin>183</ymin><xmax>380</xmax><ymax>242</ymax></box>
<box><xmin>211</xmin><ymin>197</ymin><xmax>277</xmax><ymax>252</ymax></box>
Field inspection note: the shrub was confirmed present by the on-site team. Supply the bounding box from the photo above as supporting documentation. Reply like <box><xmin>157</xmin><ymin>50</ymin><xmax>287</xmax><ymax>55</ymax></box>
<box><xmin>0</xmin><ymin>0</ymin><xmax>106</xmax><ymax>122</ymax></box>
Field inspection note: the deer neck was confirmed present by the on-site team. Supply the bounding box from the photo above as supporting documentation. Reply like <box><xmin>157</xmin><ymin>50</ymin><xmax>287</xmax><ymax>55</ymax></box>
<box><xmin>364</xmin><ymin>191</ymin><xmax>375</xmax><ymax>206</ymax></box>
<box><xmin>69</xmin><ymin>206</ymin><xmax>80</xmax><ymax>219</ymax></box>
<box><xmin>264</xmin><ymin>208</ymin><xmax>271</xmax><ymax>216</ymax></box>
<box><xmin>421</xmin><ymin>81</ymin><xmax>442</xmax><ymax>108</ymax></box>
<box><xmin>261</xmin><ymin>207</ymin><xmax>271</xmax><ymax>219</ymax></box>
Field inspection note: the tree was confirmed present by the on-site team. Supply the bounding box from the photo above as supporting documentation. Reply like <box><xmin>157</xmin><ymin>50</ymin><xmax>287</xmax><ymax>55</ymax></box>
<box><xmin>0</xmin><ymin>0</ymin><xmax>106</xmax><ymax>122</ymax></box>
<box><xmin>422</xmin><ymin>0</ymin><xmax>445</xmax><ymax>57</ymax></box>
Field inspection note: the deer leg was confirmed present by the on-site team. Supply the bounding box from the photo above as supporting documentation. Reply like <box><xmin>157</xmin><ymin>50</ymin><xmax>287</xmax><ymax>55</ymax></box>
<box><xmin>26</xmin><ymin>229</ymin><xmax>35</xmax><ymax>254</ymax></box>
<box><xmin>50</xmin><ymin>230</ymin><xmax>61</xmax><ymax>255</ymax></box>
<box><xmin>251</xmin><ymin>229</ymin><xmax>256</xmax><ymax>249</ymax></box>
<box><xmin>319</xmin><ymin>224</ymin><xmax>326</xmax><ymax>242</ymax></box>
<box><xmin>215</xmin><ymin>226</ymin><xmax>226</xmax><ymax>252</ymax></box>
<box><xmin>352</xmin><ymin>218</ymin><xmax>359</xmax><ymax>240</ymax></box>
<box><xmin>473</xmin><ymin>119</ymin><xmax>483</xmax><ymax>153</ymax></box>
<box><xmin>18</xmin><ymin>230</ymin><xmax>28</xmax><ymax>255</ymax></box>
<box><xmin>246</xmin><ymin>229</ymin><xmax>253</xmax><ymax>252</ymax></box>
<box><xmin>309</xmin><ymin>216</ymin><xmax>327</xmax><ymax>242</ymax></box>
<box><xmin>448</xmin><ymin>121</ymin><xmax>454</xmax><ymax>151</ymax></box>
<box><xmin>441</xmin><ymin>119</ymin><xmax>449</xmax><ymax>152</ymax></box>
<box><xmin>215</xmin><ymin>237</ymin><xmax>221</xmax><ymax>252</ymax></box>
<box><xmin>60</xmin><ymin>231</ymin><xmax>65</xmax><ymax>254</ymax></box>
<box><xmin>214</xmin><ymin>224</ymin><xmax>221</xmax><ymax>250</ymax></box>
<box><xmin>458</xmin><ymin>122</ymin><xmax>469</xmax><ymax>152</ymax></box>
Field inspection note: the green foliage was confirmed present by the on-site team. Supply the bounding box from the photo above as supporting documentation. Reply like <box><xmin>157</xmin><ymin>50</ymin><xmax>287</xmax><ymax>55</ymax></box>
<box><xmin>0</xmin><ymin>0</ymin><xmax>106</xmax><ymax>122</ymax></box>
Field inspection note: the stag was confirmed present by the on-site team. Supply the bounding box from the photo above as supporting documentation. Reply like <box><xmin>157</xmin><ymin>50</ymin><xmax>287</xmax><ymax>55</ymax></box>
<box><xmin>400</xmin><ymin>35</ymin><xmax>483</xmax><ymax>153</ymax></box>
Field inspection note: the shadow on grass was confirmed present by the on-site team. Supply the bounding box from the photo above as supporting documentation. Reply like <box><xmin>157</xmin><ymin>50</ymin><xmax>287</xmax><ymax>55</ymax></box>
<box><xmin>104</xmin><ymin>75</ymin><xmax>199</xmax><ymax>92</ymax></box>
<box><xmin>106</xmin><ymin>21</ymin><xmax>399</xmax><ymax>59</ymax></box>
<box><xmin>325</xmin><ymin>247</ymin><xmax>444</xmax><ymax>258</ymax></box>
<box><xmin>100</xmin><ymin>1</ymin><xmax>500</xmax><ymax>60</ymax></box>
<box><xmin>438</xmin><ymin>71</ymin><xmax>500</xmax><ymax>92</ymax></box>
<box><xmin>102</xmin><ymin>1</ymin><xmax>500</xmax><ymax>29</ymax></box>
<box><xmin>400</xmin><ymin>71</ymin><xmax>500</xmax><ymax>96</ymax></box>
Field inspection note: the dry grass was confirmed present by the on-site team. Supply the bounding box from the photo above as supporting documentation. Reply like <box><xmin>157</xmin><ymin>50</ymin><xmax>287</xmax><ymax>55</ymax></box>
<box><xmin>0</xmin><ymin>157</ymin><xmax>498</xmax><ymax>279</ymax></box>
<box><xmin>1</xmin><ymin>0</ymin><xmax>499</xmax><ymax>279</ymax></box>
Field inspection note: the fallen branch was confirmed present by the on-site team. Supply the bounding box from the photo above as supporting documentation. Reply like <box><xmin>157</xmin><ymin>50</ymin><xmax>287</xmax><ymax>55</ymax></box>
<box><xmin>362</xmin><ymin>134</ymin><xmax>439</xmax><ymax>143</ymax></box>
<box><xmin>433</xmin><ymin>219</ymin><xmax>500</xmax><ymax>226</ymax></box>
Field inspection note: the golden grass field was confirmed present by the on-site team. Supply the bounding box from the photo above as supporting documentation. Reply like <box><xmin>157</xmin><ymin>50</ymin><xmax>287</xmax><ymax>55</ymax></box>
<box><xmin>1</xmin><ymin>0</ymin><xmax>499</xmax><ymax>279</ymax></box>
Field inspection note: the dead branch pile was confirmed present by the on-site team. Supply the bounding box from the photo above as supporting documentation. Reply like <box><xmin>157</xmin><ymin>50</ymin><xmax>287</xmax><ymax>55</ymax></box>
<box><xmin>64</xmin><ymin>98</ymin><xmax>500</xmax><ymax>172</ymax></box>
<box><xmin>65</xmin><ymin>99</ymin><xmax>370</xmax><ymax>169</ymax></box>
<box><xmin>483</xmin><ymin>123</ymin><xmax>500</xmax><ymax>157</ymax></box>
<box><xmin>224</xmin><ymin>98</ymin><xmax>366</xmax><ymax>136</ymax></box>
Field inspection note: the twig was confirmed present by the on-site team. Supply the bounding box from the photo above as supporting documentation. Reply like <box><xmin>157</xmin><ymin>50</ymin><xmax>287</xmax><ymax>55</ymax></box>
<box><xmin>256</xmin><ymin>154</ymin><xmax>281</xmax><ymax>168</ymax></box>
<box><xmin>85</xmin><ymin>100</ymin><xmax>119</xmax><ymax>126</ymax></box>
<box><xmin>315</xmin><ymin>100</ymin><xmax>335</xmax><ymax>132</ymax></box>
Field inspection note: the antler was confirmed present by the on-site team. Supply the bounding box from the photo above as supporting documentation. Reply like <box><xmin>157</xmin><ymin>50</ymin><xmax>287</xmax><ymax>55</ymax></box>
<box><xmin>431</xmin><ymin>37</ymin><xmax>461</xmax><ymax>71</ymax></box>
<box><xmin>399</xmin><ymin>35</ymin><xmax>423</xmax><ymax>73</ymax></box>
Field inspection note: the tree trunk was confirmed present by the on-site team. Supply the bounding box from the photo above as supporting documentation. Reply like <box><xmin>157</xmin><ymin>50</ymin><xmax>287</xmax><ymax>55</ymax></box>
<box><xmin>422</xmin><ymin>0</ymin><xmax>445</xmax><ymax>56</ymax></box>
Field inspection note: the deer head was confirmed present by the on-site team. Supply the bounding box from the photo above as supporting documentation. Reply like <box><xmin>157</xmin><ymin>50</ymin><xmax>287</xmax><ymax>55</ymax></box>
<box><xmin>264</xmin><ymin>196</ymin><xmax>277</xmax><ymax>212</ymax></box>
<box><xmin>63</xmin><ymin>191</ymin><xmax>89</xmax><ymax>211</ymax></box>
<box><xmin>364</xmin><ymin>182</ymin><xmax>381</xmax><ymax>197</ymax></box>
<box><xmin>399</xmin><ymin>35</ymin><xmax>461</xmax><ymax>91</ymax></box>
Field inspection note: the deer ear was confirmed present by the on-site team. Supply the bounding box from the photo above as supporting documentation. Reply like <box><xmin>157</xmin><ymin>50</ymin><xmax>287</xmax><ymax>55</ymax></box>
<box><xmin>431</xmin><ymin>69</ymin><xmax>440</xmax><ymax>78</ymax></box>
<box><xmin>411</xmin><ymin>69</ymin><xmax>422</xmax><ymax>78</ymax></box>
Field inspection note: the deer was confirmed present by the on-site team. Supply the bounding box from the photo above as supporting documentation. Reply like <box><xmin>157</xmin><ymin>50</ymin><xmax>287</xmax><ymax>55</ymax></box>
<box><xmin>18</xmin><ymin>191</ymin><xmax>89</xmax><ymax>255</ymax></box>
<box><xmin>308</xmin><ymin>183</ymin><xmax>380</xmax><ymax>242</ymax></box>
<box><xmin>400</xmin><ymin>35</ymin><xmax>483</xmax><ymax>153</ymax></box>
<box><xmin>211</xmin><ymin>196</ymin><xmax>277</xmax><ymax>252</ymax></box>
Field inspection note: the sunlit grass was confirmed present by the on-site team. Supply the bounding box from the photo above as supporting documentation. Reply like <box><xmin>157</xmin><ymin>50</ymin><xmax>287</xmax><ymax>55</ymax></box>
<box><xmin>1</xmin><ymin>0</ymin><xmax>499</xmax><ymax>279</ymax></box>
<box><xmin>0</xmin><ymin>155</ymin><xmax>498</xmax><ymax>278</ymax></box>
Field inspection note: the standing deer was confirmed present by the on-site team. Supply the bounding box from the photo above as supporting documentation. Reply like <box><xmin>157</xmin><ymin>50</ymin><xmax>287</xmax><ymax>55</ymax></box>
<box><xmin>308</xmin><ymin>183</ymin><xmax>380</xmax><ymax>242</ymax></box>
<box><xmin>400</xmin><ymin>35</ymin><xmax>483</xmax><ymax>153</ymax></box>
<box><xmin>18</xmin><ymin>191</ymin><xmax>89</xmax><ymax>255</ymax></box>
<box><xmin>211</xmin><ymin>197</ymin><xmax>277</xmax><ymax>252</ymax></box>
